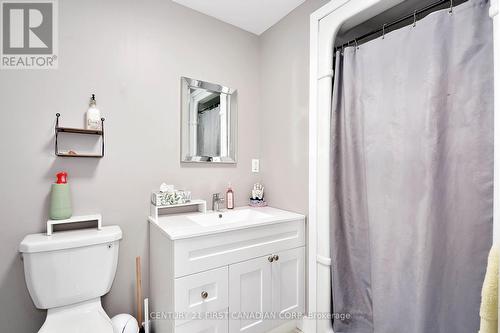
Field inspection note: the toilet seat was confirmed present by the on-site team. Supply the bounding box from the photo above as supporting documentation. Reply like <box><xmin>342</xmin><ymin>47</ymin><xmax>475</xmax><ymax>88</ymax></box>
<box><xmin>38</xmin><ymin>298</ymin><xmax>113</xmax><ymax>333</ymax></box>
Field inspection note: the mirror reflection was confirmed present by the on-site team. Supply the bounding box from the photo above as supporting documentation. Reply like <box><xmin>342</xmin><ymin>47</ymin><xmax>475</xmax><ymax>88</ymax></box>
<box><xmin>181</xmin><ymin>77</ymin><xmax>237</xmax><ymax>163</ymax></box>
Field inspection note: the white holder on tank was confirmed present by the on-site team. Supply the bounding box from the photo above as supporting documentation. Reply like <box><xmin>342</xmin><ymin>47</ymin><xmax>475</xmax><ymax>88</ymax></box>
<box><xmin>46</xmin><ymin>214</ymin><xmax>102</xmax><ymax>236</ymax></box>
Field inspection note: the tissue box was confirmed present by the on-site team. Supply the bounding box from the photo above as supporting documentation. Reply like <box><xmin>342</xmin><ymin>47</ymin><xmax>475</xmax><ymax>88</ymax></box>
<box><xmin>151</xmin><ymin>191</ymin><xmax>183</xmax><ymax>206</ymax></box>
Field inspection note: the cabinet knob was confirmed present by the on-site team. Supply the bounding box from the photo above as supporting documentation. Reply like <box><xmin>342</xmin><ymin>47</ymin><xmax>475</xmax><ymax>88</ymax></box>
<box><xmin>268</xmin><ymin>256</ymin><xmax>274</xmax><ymax>262</ymax></box>
<box><xmin>273</xmin><ymin>255</ymin><xmax>279</xmax><ymax>262</ymax></box>
<box><xmin>201</xmin><ymin>291</ymin><xmax>208</xmax><ymax>299</ymax></box>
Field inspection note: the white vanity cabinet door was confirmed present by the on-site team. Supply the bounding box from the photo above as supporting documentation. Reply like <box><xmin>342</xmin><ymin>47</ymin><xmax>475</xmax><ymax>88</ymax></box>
<box><xmin>176</xmin><ymin>318</ymin><xmax>228</xmax><ymax>333</ymax></box>
<box><xmin>228</xmin><ymin>256</ymin><xmax>273</xmax><ymax>333</ymax></box>
<box><xmin>272</xmin><ymin>247</ymin><xmax>305</xmax><ymax>321</ymax></box>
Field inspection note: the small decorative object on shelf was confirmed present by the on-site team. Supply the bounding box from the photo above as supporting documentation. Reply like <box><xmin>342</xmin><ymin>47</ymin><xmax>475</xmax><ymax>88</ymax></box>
<box><xmin>54</xmin><ymin>113</ymin><xmax>105</xmax><ymax>158</ymax></box>
<box><xmin>177</xmin><ymin>189</ymin><xmax>192</xmax><ymax>203</ymax></box>
<box><xmin>249</xmin><ymin>183</ymin><xmax>267</xmax><ymax>207</ymax></box>
<box><xmin>151</xmin><ymin>183</ymin><xmax>192</xmax><ymax>206</ymax></box>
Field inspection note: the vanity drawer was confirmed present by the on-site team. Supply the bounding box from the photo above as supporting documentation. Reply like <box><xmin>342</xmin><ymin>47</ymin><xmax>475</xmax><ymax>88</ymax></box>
<box><xmin>174</xmin><ymin>266</ymin><xmax>228</xmax><ymax>325</ymax></box>
<box><xmin>173</xmin><ymin>220</ymin><xmax>305</xmax><ymax>277</ymax></box>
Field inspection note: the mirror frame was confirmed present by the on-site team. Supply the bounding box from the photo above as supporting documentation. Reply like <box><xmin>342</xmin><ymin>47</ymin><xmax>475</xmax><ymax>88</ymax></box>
<box><xmin>180</xmin><ymin>76</ymin><xmax>238</xmax><ymax>164</ymax></box>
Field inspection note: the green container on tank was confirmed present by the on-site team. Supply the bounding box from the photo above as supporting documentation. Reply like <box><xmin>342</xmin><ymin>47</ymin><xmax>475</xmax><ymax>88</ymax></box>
<box><xmin>49</xmin><ymin>172</ymin><xmax>72</xmax><ymax>220</ymax></box>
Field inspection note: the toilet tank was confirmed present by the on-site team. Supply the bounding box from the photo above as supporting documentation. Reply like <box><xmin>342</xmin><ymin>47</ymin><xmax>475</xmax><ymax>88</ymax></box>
<box><xmin>19</xmin><ymin>226</ymin><xmax>122</xmax><ymax>309</ymax></box>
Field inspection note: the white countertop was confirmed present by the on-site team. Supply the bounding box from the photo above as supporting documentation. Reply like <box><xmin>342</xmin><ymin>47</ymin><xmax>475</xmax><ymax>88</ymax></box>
<box><xmin>148</xmin><ymin>206</ymin><xmax>305</xmax><ymax>240</ymax></box>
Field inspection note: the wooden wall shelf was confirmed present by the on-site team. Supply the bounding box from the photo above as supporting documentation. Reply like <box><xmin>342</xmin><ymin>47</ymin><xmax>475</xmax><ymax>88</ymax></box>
<box><xmin>55</xmin><ymin>113</ymin><xmax>105</xmax><ymax>158</ymax></box>
<box><xmin>56</xmin><ymin>127</ymin><xmax>103</xmax><ymax>135</ymax></box>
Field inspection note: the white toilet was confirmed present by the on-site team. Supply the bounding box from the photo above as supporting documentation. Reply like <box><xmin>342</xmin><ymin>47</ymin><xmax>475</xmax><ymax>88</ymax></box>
<box><xmin>19</xmin><ymin>225</ymin><xmax>122</xmax><ymax>333</ymax></box>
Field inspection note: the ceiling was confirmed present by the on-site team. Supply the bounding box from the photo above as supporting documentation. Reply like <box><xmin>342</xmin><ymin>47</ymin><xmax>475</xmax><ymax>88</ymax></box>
<box><xmin>171</xmin><ymin>0</ymin><xmax>306</xmax><ymax>35</ymax></box>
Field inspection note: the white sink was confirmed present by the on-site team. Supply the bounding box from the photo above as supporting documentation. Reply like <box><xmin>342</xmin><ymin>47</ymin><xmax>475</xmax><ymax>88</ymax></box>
<box><xmin>149</xmin><ymin>206</ymin><xmax>306</xmax><ymax>240</ymax></box>
<box><xmin>187</xmin><ymin>209</ymin><xmax>272</xmax><ymax>227</ymax></box>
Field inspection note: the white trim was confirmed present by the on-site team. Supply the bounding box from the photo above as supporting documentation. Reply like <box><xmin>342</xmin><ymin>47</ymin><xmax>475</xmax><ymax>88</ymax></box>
<box><xmin>308</xmin><ymin>0</ymin><xmax>500</xmax><ymax>332</ymax></box>
<box><xmin>307</xmin><ymin>10</ymin><xmax>319</xmax><ymax>331</ymax></box>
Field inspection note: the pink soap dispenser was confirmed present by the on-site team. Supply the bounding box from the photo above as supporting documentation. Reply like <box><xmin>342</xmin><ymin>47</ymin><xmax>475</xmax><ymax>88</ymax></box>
<box><xmin>226</xmin><ymin>183</ymin><xmax>234</xmax><ymax>209</ymax></box>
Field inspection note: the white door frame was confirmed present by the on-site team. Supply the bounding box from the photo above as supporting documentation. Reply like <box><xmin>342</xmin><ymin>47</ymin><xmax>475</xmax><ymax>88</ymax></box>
<box><xmin>307</xmin><ymin>0</ymin><xmax>500</xmax><ymax>332</ymax></box>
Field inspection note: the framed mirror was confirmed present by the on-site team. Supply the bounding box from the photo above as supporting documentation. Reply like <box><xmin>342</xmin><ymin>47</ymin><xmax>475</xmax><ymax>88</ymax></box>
<box><xmin>181</xmin><ymin>77</ymin><xmax>237</xmax><ymax>163</ymax></box>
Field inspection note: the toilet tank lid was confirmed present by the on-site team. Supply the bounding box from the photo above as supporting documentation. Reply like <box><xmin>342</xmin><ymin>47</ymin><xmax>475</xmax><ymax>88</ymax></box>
<box><xmin>19</xmin><ymin>226</ymin><xmax>122</xmax><ymax>253</ymax></box>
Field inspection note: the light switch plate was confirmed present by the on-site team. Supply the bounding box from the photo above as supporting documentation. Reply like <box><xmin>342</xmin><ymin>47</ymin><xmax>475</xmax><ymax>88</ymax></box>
<box><xmin>252</xmin><ymin>159</ymin><xmax>260</xmax><ymax>173</ymax></box>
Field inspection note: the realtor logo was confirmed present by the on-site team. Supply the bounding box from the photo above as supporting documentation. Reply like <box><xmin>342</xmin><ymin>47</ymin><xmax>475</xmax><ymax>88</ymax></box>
<box><xmin>1</xmin><ymin>0</ymin><xmax>58</xmax><ymax>69</ymax></box>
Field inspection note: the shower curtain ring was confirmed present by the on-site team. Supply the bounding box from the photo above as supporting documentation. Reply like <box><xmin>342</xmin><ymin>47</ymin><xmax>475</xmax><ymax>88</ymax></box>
<box><xmin>355</xmin><ymin>39</ymin><xmax>359</xmax><ymax>50</ymax></box>
<box><xmin>449</xmin><ymin>0</ymin><xmax>453</xmax><ymax>14</ymax></box>
<box><xmin>413</xmin><ymin>11</ymin><xmax>417</xmax><ymax>27</ymax></box>
<box><xmin>382</xmin><ymin>24</ymin><xmax>387</xmax><ymax>39</ymax></box>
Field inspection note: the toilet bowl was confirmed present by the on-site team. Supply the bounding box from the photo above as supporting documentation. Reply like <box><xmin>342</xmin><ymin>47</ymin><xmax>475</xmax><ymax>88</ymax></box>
<box><xmin>19</xmin><ymin>225</ymin><xmax>122</xmax><ymax>333</ymax></box>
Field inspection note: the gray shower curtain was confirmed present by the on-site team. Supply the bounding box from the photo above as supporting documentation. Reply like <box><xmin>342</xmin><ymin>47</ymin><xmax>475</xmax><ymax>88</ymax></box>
<box><xmin>330</xmin><ymin>1</ymin><xmax>494</xmax><ymax>333</ymax></box>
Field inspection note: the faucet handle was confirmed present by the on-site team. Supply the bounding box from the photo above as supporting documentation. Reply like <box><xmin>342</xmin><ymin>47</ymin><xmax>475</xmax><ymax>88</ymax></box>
<box><xmin>213</xmin><ymin>193</ymin><xmax>224</xmax><ymax>201</ymax></box>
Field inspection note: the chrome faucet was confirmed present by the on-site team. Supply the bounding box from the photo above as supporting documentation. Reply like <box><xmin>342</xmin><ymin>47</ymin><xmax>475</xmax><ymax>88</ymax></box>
<box><xmin>212</xmin><ymin>193</ymin><xmax>225</xmax><ymax>212</ymax></box>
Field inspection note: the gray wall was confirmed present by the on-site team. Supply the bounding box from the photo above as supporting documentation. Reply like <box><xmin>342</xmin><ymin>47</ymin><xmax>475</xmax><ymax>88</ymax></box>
<box><xmin>0</xmin><ymin>0</ymin><xmax>260</xmax><ymax>331</ymax></box>
<box><xmin>259</xmin><ymin>0</ymin><xmax>329</xmax><ymax>214</ymax></box>
<box><xmin>0</xmin><ymin>0</ymin><xmax>329</xmax><ymax>331</ymax></box>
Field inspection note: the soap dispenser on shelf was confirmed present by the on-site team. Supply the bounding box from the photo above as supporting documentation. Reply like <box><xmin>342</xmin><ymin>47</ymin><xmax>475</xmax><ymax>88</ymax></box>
<box><xmin>86</xmin><ymin>94</ymin><xmax>102</xmax><ymax>130</ymax></box>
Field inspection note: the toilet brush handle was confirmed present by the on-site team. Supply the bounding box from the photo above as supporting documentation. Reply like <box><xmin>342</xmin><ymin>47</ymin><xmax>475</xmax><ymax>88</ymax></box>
<box><xmin>136</xmin><ymin>257</ymin><xmax>143</xmax><ymax>328</ymax></box>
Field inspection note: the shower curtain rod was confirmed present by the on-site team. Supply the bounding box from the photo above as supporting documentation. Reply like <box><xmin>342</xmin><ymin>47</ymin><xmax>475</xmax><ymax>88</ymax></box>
<box><xmin>335</xmin><ymin>0</ymin><xmax>459</xmax><ymax>51</ymax></box>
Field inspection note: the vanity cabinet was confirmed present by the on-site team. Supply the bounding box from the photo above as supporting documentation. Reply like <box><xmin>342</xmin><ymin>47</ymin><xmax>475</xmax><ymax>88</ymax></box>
<box><xmin>149</xmin><ymin>211</ymin><xmax>305</xmax><ymax>333</ymax></box>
